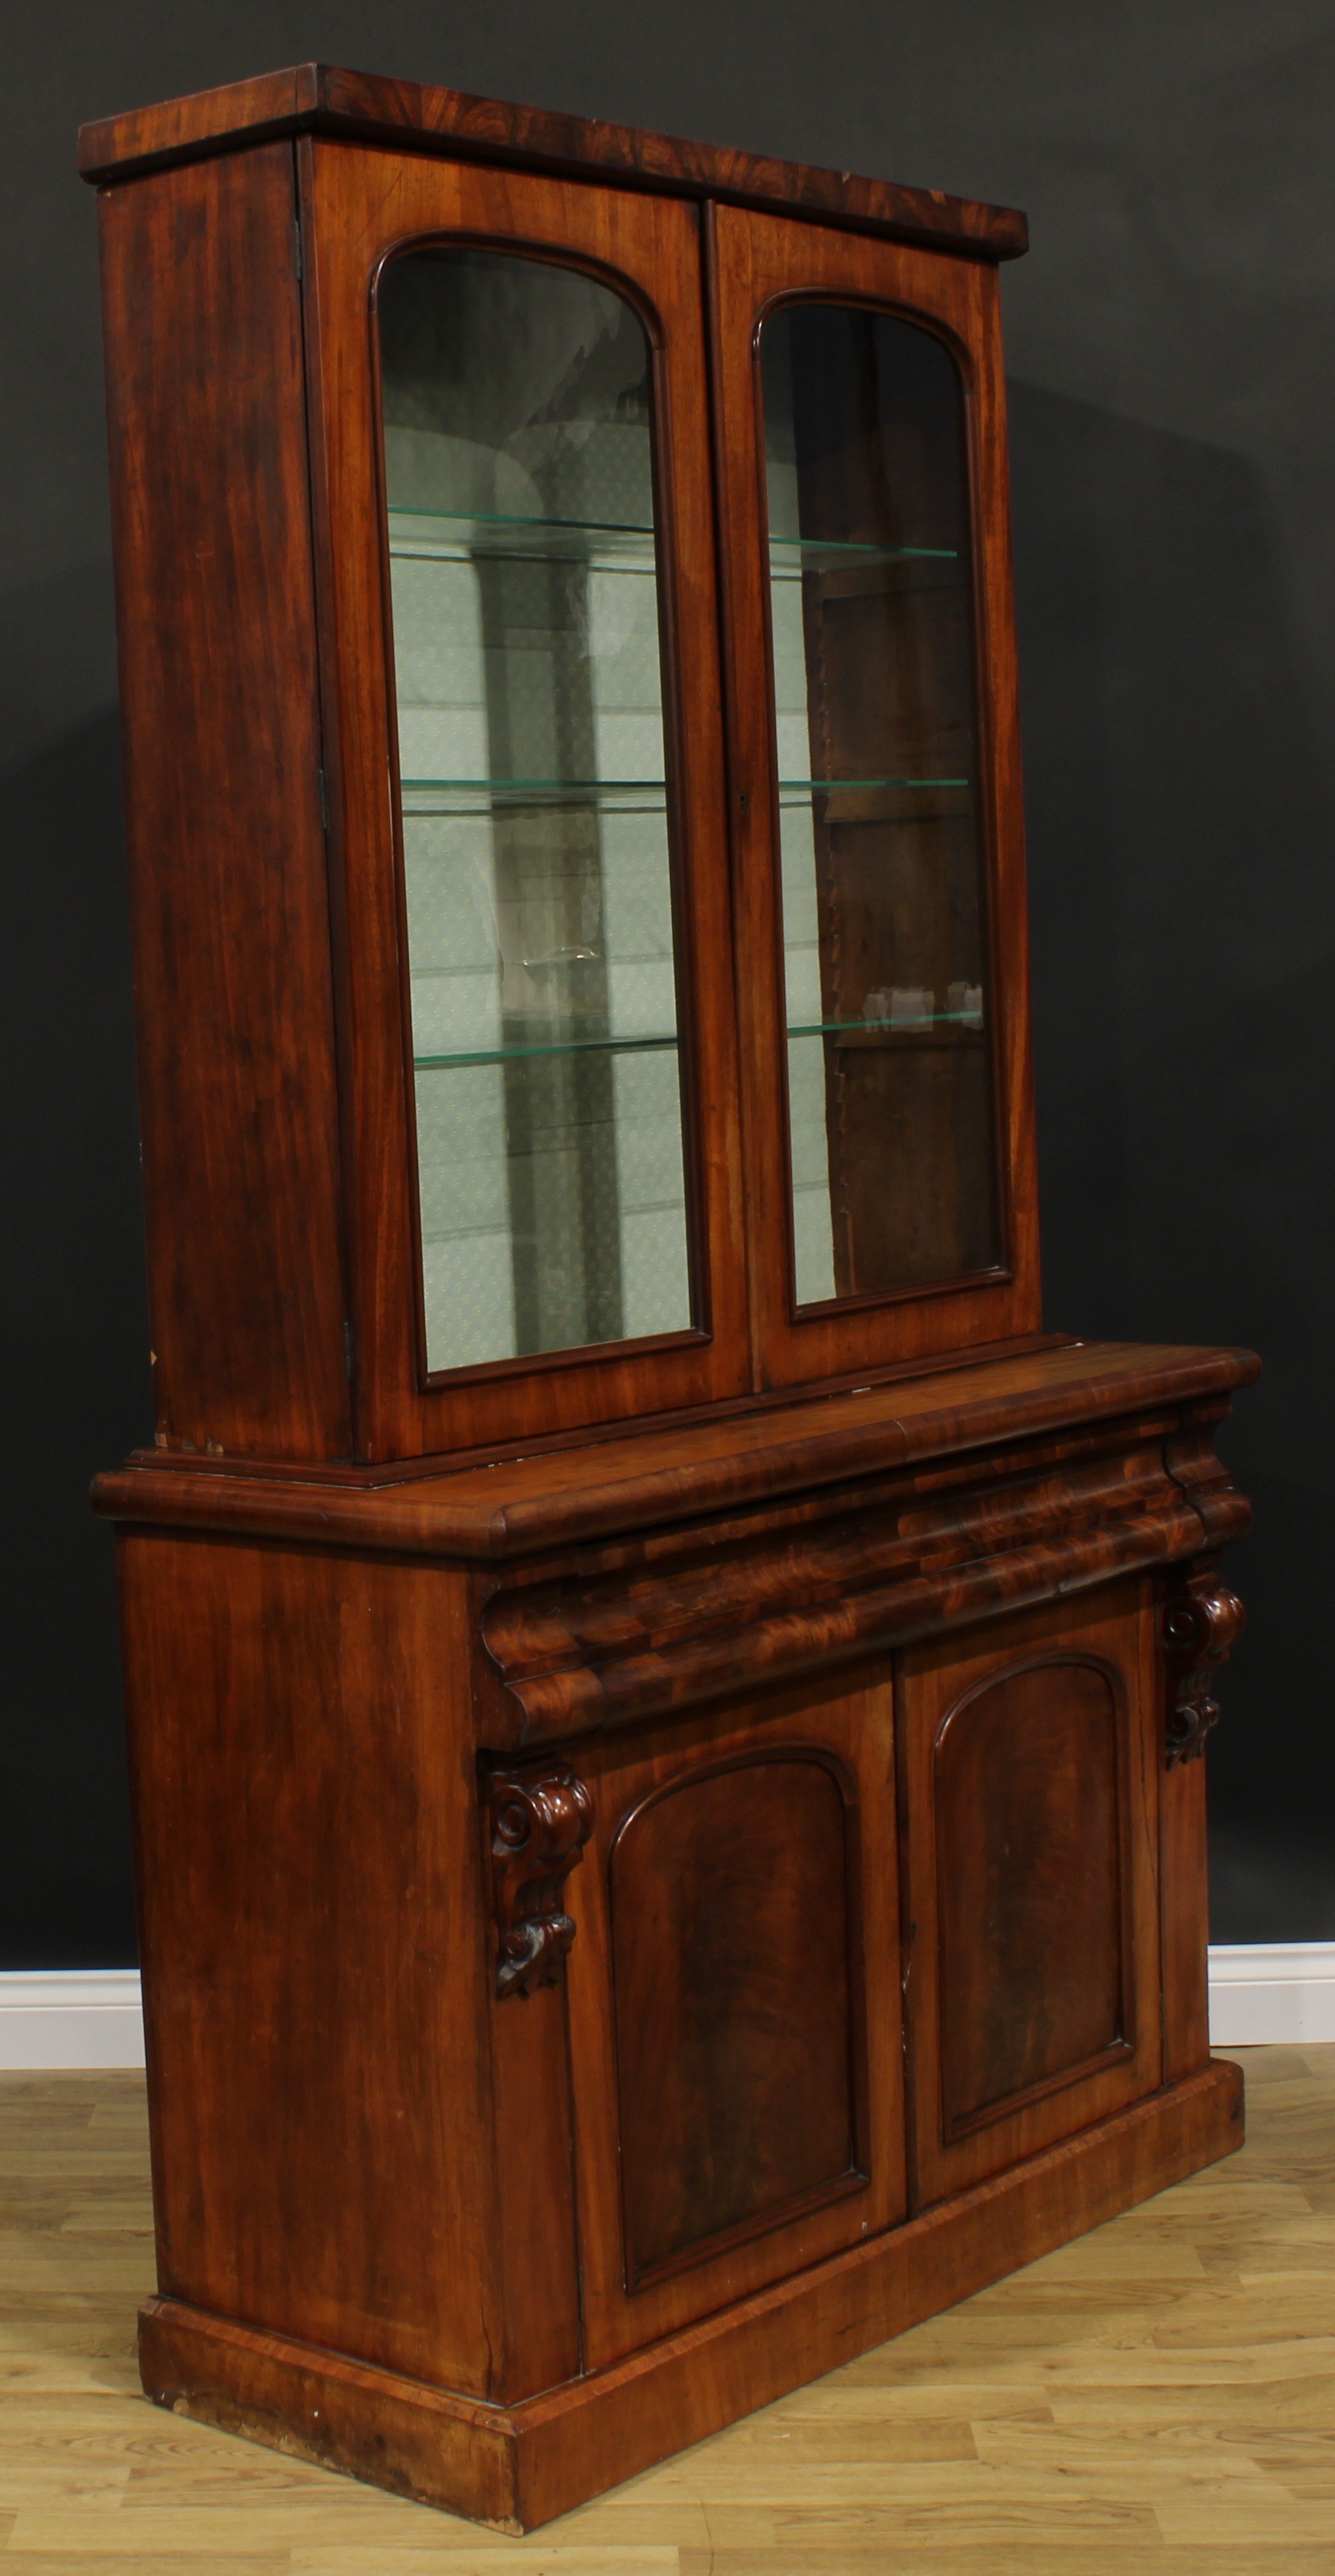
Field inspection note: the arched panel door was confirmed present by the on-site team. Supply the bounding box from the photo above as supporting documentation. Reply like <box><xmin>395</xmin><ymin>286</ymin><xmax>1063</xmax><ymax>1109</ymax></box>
<box><xmin>611</xmin><ymin>1752</ymin><xmax>860</xmax><ymax>2284</ymax></box>
<box><xmin>301</xmin><ymin>143</ymin><xmax>750</xmax><ymax>1457</ymax></box>
<box><xmin>563</xmin><ymin>1676</ymin><xmax>906</xmax><ymax>2367</ymax></box>
<box><xmin>709</xmin><ymin>201</ymin><xmax>1040</xmax><ymax>1390</ymax></box>
<box><xmin>896</xmin><ymin>1581</ymin><xmax>1162</xmax><ymax>2208</ymax></box>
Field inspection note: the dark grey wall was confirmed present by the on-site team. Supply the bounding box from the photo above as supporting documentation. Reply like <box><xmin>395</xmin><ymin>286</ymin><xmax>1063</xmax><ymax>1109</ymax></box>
<box><xmin>4</xmin><ymin>0</ymin><xmax>1331</xmax><ymax>1959</ymax></box>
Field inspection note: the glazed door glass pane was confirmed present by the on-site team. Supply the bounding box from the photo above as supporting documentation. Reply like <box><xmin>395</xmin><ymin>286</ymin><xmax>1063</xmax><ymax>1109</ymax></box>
<box><xmin>380</xmin><ymin>250</ymin><xmax>693</xmax><ymax>1372</ymax></box>
<box><xmin>761</xmin><ymin>304</ymin><xmax>1001</xmax><ymax>1305</ymax></box>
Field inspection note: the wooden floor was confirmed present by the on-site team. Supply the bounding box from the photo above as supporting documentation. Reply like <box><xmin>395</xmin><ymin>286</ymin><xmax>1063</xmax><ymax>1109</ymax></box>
<box><xmin>1</xmin><ymin>2048</ymin><xmax>1333</xmax><ymax>2569</ymax></box>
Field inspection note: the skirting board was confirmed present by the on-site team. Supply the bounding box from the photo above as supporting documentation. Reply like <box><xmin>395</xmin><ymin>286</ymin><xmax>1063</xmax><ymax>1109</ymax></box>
<box><xmin>0</xmin><ymin>1971</ymin><xmax>146</xmax><ymax>2069</ymax></box>
<box><xmin>1207</xmin><ymin>1942</ymin><xmax>1335</xmax><ymax>2046</ymax></box>
<box><xmin>1</xmin><ymin>1953</ymin><xmax>1331</xmax><ymax>2068</ymax></box>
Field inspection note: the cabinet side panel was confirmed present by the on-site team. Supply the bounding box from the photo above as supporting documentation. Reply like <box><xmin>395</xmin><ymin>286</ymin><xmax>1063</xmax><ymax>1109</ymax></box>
<box><xmin>119</xmin><ymin>1531</ymin><xmax>497</xmax><ymax>2395</ymax></box>
<box><xmin>98</xmin><ymin>145</ymin><xmax>351</xmax><ymax>1458</ymax></box>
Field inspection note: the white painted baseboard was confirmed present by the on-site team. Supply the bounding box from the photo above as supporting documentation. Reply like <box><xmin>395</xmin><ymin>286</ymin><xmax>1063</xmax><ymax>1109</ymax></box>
<box><xmin>1207</xmin><ymin>1942</ymin><xmax>1335</xmax><ymax>2046</ymax></box>
<box><xmin>0</xmin><ymin>1971</ymin><xmax>145</xmax><ymax>2069</ymax></box>
<box><xmin>0</xmin><ymin>1952</ymin><xmax>1330</xmax><ymax>2068</ymax></box>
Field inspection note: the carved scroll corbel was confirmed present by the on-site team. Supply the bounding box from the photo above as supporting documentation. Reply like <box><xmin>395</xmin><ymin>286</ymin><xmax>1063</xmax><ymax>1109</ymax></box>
<box><xmin>1162</xmin><ymin>1572</ymin><xmax>1245</xmax><ymax>1767</ymax></box>
<box><xmin>487</xmin><ymin>1766</ymin><xmax>594</xmax><ymax>2000</ymax></box>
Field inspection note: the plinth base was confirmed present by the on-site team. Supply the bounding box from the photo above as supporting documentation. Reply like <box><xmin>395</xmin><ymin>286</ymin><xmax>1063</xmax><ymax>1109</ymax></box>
<box><xmin>139</xmin><ymin>2058</ymin><xmax>1242</xmax><ymax>2534</ymax></box>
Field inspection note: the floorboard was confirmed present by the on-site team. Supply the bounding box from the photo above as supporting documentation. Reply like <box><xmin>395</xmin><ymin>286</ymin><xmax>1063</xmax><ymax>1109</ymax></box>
<box><xmin>0</xmin><ymin>2048</ymin><xmax>1331</xmax><ymax>2567</ymax></box>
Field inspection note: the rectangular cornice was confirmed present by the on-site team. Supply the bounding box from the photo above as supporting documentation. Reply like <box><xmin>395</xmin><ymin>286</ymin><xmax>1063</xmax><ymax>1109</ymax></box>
<box><xmin>78</xmin><ymin>62</ymin><xmax>1029</xmax><ymax>260</ymax></box>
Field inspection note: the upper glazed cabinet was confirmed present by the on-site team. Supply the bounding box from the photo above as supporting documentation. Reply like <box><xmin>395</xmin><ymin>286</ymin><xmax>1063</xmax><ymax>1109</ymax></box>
<box><xmin>91</xmin><ymin>76</ymin><xmax>1037</xmax><ymax>1464</ymax></box>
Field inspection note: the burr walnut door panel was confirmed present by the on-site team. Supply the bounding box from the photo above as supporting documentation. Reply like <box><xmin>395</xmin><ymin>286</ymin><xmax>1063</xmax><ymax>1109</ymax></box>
<box><xmin>563</xmin><ymin>1676</ymin><xmax>906</xmax><ymax>2366</ymax></box>
<box><xmin>897</xmin><ymin>1581</ymin><xmax>1162</xmax><ymax>2208</ymax></box>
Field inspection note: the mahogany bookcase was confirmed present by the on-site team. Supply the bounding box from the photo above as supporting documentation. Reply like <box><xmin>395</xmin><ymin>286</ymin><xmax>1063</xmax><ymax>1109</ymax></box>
<box><xmin>83</xmin><ymin>64</ymin><xmax>1257</xmax><ymax>2532</ymax></box>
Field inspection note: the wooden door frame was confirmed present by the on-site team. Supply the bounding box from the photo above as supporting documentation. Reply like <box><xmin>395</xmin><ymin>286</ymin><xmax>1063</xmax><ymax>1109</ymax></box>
<box><xmin>707</xmin><ymin>200</ymin><xmax>1041</xmax><ymax>1393</ymax></box>
<box><xmin>896</xmin><ymin>1581</ymin><xmax>1163</xmax><ymax>2211</ymax></box>
<box><xmin>299</xmin><ymin>140</ymin><xmax>751</xmax><ymax>1458</ymax></box>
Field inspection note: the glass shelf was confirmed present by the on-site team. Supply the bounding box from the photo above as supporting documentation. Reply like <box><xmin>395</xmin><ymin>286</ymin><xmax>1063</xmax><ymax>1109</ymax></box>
<box><xmin>778</xmin><ymin>776</ymin><xmax>972</xmax><ymax>819</ymax></box>
<box><xmin>779</xmin><ymin>776</ymin><xmax>968</xmax><ymax>792</ymax></box>
<box><xmin>788</xmin><ymin>1013</ymin><xmax>983</xmax><ymax>1037</ymax></box>
<box><xmin>400</xmin><ymin>777</ymin><xmax>967</xmax><ymax>813</ymax></box>
<box><xmin>415</xmin><ymin>1032</ymin><xmax>678</xmax><ymax>1071</ymax></box>
<box><xmin>386</xmin><ymin>507</ymin><xmax>956</xmax><ymax>579</ymax></box>
<box><xmin>387</xmin><ymin>506</ymin><xmax>657</xmax><ymax>568</ymax></box>
<box><xmin>769</xmin><ymin>534</ymin><xmax>959</xmax><ymax>571</ymax></box>
<box><xmin>400</xmin><ymin>778</ymin><xmax>669</xmax><ymax>816</ymax></box>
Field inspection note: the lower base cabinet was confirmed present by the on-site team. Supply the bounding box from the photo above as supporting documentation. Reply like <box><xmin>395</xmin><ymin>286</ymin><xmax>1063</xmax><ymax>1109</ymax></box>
<box><xmin>566</xmin><ymin>1577</ymin><xmax>1168</xmax><ymax>2354</ymax></box>
<box><xmin>104</xmin><ymin>1349</ymin><xmax>1252</xmax><ymax>2531</ymax></box>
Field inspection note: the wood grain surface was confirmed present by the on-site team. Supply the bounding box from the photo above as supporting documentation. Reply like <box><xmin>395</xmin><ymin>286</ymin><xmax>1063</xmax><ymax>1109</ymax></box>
<box><xmin>564</xmin><ymin>1677</ymin><xmax>906</xmax><ymax>2369</ymax></box>
<box><xmin>609</xmin><ymin>1757</ymin><xmax>860</xmax><ymax>2278</ymax></box>
<box><xmin>92</xmin><ymin>1339</ymin><xmax>1259</xmax><ymax>1555</ymax></box>
<box><xmin>898</xmin><ymin>1584</ymin><xmax>1164</xmax><ymax>2206</ymax></box>
<box><xmin>471</xmin><ymin>1397</ymin><xmax>1245</xmax><ymax>1751</ymax></box>
<box><xmin>117</xmin><ymin>1534</ymin><xmax>504</xmax><ymax>2398</ymax></box>
<box><xmin>4</xmin><ymin>2047</ymin><xmax>1333</xmax><ymax>2565</ymax></box>
<box><xmin>96</xmin><ymin>144</ymin><xmax>352</xmax><ymax>1462</ymax></box>
<box><xmin>78</xmin><ymin>62</ymin><xmax>1029</xmax><ymax>265</ymax></box>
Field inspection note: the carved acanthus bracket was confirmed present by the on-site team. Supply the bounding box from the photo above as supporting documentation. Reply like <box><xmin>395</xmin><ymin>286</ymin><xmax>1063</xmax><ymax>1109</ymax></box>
<box><xmin>487</xmin><ymin>1767</ymin><xmax>595</xmax><ymax>2000</ymax></box>
<box><xmin>1162</xmin><ymin>1573</ymin><xmax>1245</xmax><ymax>1768</ymax></box>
